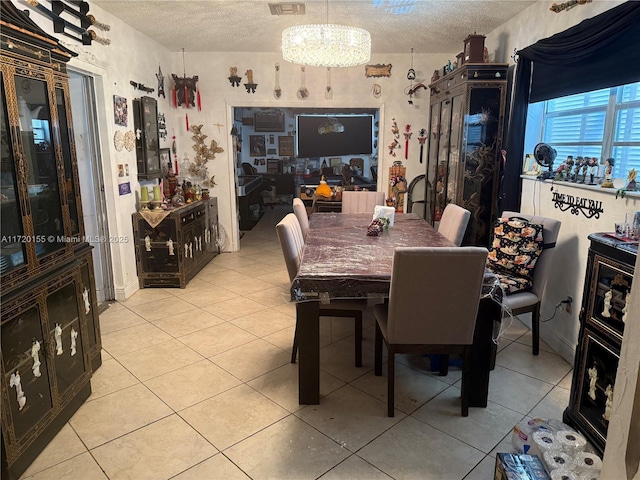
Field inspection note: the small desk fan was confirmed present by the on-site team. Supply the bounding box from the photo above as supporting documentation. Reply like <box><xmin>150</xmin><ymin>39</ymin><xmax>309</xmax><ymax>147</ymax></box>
<box><xmin>533</xmin><ymin>143</ymin><xmax>557</xmax><ymax>180</ymax></box>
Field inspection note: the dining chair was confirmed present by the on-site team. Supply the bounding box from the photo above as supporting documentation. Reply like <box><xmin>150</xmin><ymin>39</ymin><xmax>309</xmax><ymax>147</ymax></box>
<box><xmin>437</xmin><ymin>203</ymin><xmax>471</xmax><ymax>246</ymax></box>
<box><xmin>292</xmin><ymin>197</ymin><xmax>309</xmax><ymax>238</ymax></box>
<box><xmin>492</xmin><ymin>211</ymin><xmax>562</xmax><ymax>355</ymax></box>
<box><xmin>276</xmin><ymin>214</ymin><xmax>366</xmax><ymax>366</ymax></box>
<box><xmin>341</xmin><ymin>190</ymin><xmax>386</xmax><ymax>214</ymax></box>
<box><xmin>373</xmin><ymin>246</ymin><xmax>488</xmax><ymax>417</ymax></box>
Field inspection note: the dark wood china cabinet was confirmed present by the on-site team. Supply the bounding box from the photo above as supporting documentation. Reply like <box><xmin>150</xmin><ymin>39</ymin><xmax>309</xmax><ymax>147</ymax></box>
<box><xmin>1</xmin><ymin>3</ymin><xmax>101</xmax><ymax>478</ymax></box>
<box><xmin>425</xmin><ymin>63</ymin><xmax>508</xmax><ymax>246</ymax></box>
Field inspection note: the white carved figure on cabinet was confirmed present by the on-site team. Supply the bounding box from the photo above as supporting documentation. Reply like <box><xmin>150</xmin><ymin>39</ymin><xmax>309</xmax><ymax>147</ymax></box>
<box><xmin>31</xmin><ymin>340</ymin><xmax>41</xmax><ymax>377</ymax></box>
<box><xmin>184</xmin><ymin>244</ymin><xmax>189</xmax><ymax>257</ymax></box>
<box><xmin>9</xmin><ymin>371</ymin><xmax>26</xmax><ymax>411</ymax></box>
<box><xmin>621</xmin><ymin>291</ymin><xmax>630</xmax><ymax>323</ymax></box>
<box><xmin>188</xmin><ymin>243</ymin><xmax>193</xmax><ymax>258</ymax></box>
<box><xmin>587</xmin><ymin>364</ymin><xmax>598</xmax><ymax>400</ymax></box>
<box><xmin>82</xmin><ymin>287</ymin><xmax>90</xmax><ymax>314</ymax></box>
<box><xmin>54</xmin><ymin>323</ymin><xmax>63</xmax><ymax>355</ymax></box>
<box><xmin>205</xmin><ymin>227</ymin><xmax>210</xmax><ymax>244</ymax></box>
<box><xmin>70</xmin><ymin>328</ymin><xmax>78</xmax><ymax>356</ymax></box>
<box><xmin>167</xmin><ymin>238</ymin><xmax>174</xmax><ymax>256</ymax></box>
<box><xmin>603</xmin><ymin>384</ymin><xmax>614</xmax><ymax>421</ymax></box>
<box><xmin>601</xmin><ymin>289</ymin><xmax>612</xmax><ymax>318</ymax></box>
<box><xmin>145</xmin><ymin>235</ymin><xmax>151</xmax><ymax>252</ymax></box>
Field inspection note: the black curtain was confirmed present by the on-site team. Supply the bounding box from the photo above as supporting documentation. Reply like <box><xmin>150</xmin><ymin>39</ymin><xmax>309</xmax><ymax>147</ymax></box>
<box><xmin>501</xmin><ymin>1</ymin><xmax>640</xmax><ymax>212</ymax></box>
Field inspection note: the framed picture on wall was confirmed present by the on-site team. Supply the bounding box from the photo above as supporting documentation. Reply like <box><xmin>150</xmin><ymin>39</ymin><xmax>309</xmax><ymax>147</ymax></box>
<box><xmin>113</xmin><ymin>95</ymin><xmax>128</xmax><ymax>126</ymax></box>
<box><xmin>250</xmin><ymin>135</ymin><xmax>266</xmax><ymax>157</ymax></box>
<box><xmin>159</xmin><ymin>148</ymin><xmax>171</xmax><ymax>169</ymax></box>
<box><xmin>278</xmin><ymin>135</ymin><xmax>294</xmax><ymax>156</ymax></box>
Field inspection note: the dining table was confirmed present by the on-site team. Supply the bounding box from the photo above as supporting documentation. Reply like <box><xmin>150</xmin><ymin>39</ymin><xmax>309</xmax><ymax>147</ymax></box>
<box><xmin>290</xmin><ymin>212</ymin><xmax>502</xmax><ymax>406</ymax></box>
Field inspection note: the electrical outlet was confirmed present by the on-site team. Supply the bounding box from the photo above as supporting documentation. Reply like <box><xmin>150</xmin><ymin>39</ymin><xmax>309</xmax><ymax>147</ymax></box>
<box><xmin>565</xmin><ymin>296</ymin><xmax>573</xmax><ymax>313</ymax></box>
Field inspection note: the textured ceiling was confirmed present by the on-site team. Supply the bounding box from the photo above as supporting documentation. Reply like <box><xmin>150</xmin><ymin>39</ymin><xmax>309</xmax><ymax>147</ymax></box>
<box><xmin>91</xmin><ymin>0</ymin><xmax>535</xmax><ymax>54</ymax></box>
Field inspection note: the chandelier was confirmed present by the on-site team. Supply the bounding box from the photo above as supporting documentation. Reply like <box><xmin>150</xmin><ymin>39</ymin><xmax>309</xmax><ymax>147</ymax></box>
<box><xmin>282</xmin><ymin>23</ymin><xmax>371</xmax><ymax>67</ymax></box>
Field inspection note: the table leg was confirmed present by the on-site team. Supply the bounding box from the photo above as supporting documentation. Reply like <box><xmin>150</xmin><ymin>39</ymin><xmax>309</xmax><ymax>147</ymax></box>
<box><xmin>468</xmin><ymin>299</ymin><xmax>501</xmax><ymax>407</ymax></box>
<box><xmin>297</xmin><ymin>300</ymin><xmax>320</xmax><ymax>404</ymax></box>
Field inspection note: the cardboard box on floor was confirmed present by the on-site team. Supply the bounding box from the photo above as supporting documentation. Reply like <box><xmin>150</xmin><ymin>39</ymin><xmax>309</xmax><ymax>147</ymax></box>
<box><xmin>495</xmin><ymin>453</ymin><xmax>551</xmax><ymax>480</ymax></box>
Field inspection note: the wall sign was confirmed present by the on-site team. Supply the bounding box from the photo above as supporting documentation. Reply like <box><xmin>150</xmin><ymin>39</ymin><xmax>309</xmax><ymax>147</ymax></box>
<box><xmin>552</xmin><ymin>191</ymin><xmax>604</xmax><ymax>218</ymax></box>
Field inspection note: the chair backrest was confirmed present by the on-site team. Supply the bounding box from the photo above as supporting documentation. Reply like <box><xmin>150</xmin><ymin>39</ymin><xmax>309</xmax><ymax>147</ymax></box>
<box><xmin>502</xmin><ymin>211</ymin><xmax>561</xmax><ymax>298</ymax></box>
<box><xmin>341</xmin><ymin>190</ymin><xmax>386</xmax><ymax>214</ymax></box>
<box><xmin>276</xmin><ymin>213</ymin><xmax>305</xmax><ymax>282</ymax></box>
<box><xmin>437</xmin><ymin>204</ymin><xmax>471</xmax><ymax>246</ymax></box>
<box><xmin>241</xmin><ymin>162</ymin><xmax>256</xmax><ymax>175</ymax></box>
<box><xmin>292</xmin><ymin>198</ymin><xmax>309</xmax><ymax>238</ymax></box>
<box><xmin>386</xmin><ymin>247</ymin><xmax>488</xmax><ymax>345</ymax></box>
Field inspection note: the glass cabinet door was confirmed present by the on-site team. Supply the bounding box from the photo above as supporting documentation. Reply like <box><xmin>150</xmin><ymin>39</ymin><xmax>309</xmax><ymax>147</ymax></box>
<box><xmin>55</xmin><ymin>87</ymin><xmax>80</xmax><ymax>237</ymax></box>
<box><xmin>434</xmin><ymin>99</ymin><xmax>452</xmax><ymax>222</ymax></box>
<box><xmin>13</xmin><ymin>75</ymin><xmax>65</xmax><ymax>257</ymax></box>
<box><xmin>1</xmin><ymin>72</ymin><xmax>27</xmax><ymax>275</ymax></box>
<box><xmin>446</xmin><ymin>93</ymin><xmax>464</xmax><ymax>207</ymax></box>
<box><xmin>426</xmin><ymin>102</ymin><xmax>441</xmax><ymax>224</ymax></box>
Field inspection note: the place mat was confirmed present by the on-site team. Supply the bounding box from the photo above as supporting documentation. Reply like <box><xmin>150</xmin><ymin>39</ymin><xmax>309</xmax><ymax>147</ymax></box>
<box><xmin>139</xmin><ymin>208</ymin><xmax>172</xmax><ymax>228</ymax></box>
<box><xmin>603</xmin><ymin>232</ymin><xmax>639</xmax><ymax>244</ymax></box>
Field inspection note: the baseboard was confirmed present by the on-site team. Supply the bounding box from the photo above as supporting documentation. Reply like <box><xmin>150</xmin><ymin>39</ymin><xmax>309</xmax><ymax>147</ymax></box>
<box><xmin>516</xmin><ymin>313</ymin><xmax>576</xmax><ymax>366</ymax></box>
<box><xmin>114</xmin><ymin>279</ymin><xmax>139</xmax><ymax>301</ymax></box>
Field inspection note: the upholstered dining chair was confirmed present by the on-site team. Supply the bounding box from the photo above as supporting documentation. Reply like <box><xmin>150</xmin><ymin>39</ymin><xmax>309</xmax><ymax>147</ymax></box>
<box><xmin>292</xmin><ymin>198</ymin><xmax>309</xmax><ymax>238</ymax></box>
<box><xmin>341</xmin><ymin>190</ymin><xmax>386</xmax><ymax>214</ymax></box>
<box><xmin>276</xmin><ymin>214</ymin><xmax>366</xmax><ymax>366</ymax></box>
<box><xmin>374</xmin><ymin>246</ymin><xmax>488</xmax><ymax>417</ymax></box>
<box><xmin>494</xmin><ymin>211</ymin><xmax>562</xmax><ymax>356</ymax></box>
<box><xmin>437</xmin><ymin>203</ymin><xmax>471</xmax><ymax>246</ymax></box>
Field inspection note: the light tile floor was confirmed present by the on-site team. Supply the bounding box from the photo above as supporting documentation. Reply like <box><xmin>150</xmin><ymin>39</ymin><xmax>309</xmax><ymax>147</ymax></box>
<box><xmin>20</xmin><ymin>205</ymin><xmax>574</xmax><ymax>480</ymax></box>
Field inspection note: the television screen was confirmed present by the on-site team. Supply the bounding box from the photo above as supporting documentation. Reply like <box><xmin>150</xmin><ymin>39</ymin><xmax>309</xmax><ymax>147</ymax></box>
<box><xmin>296</xmin><ymin>114</ymin><xmax>373</xmax><ymax>157</ymax></box>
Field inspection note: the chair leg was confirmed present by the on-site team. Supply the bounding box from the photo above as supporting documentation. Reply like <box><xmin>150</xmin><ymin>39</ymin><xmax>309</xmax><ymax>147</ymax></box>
<box><xmin>354</xmin><ymin>312</ymin><xmax>363</xmax><ymax>368</ymax></box>
<box><xmin>439</xmin><ymin>355</ymin><xmax>449</xmax><ymax>376</ymax></box>
<box><xmin>374</xmin><ymin>321</ymin><xmax>383</xmax><ymax>376</ymax></box>
<box><xmin>532</xmin><ymin>302</ymin><xmax>541</xmax><ymax>356</ymax></box>
<box><xmin>387</xmin><ymin>347</ymin><xmax>395</xmax><ymax>417</ymax></box>
<box><xmin>291</xmin><ymin>320</ymin><xmax>299</xmax><ymax>363</ymax></box>
<box><xmin>461</xmin><ymin>346</ymin><xmax>471</xmax><ymax>417</ymax></box>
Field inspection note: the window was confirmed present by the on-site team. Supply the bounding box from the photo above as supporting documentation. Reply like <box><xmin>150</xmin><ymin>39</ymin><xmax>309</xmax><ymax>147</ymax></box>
<box><xmin>527</xmin><ymin>82</ymin><xmax>640</xmax><ymax>179</ymax></box>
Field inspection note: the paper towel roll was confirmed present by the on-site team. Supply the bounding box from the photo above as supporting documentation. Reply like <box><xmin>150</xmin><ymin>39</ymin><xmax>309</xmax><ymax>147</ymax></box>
<box><xmin>373</xmin><ymin>205</ymin><xmax>395</xmax><ymax>227</ymax></box>
<box><xmin>555</xmin><ymin>430</ymin><xmax>588</xmax><ymax>452</ymax></box>
<box><xmin>578</xmin><ymin>471</ymin><xmax>600</xmax><ymax>480</ymax></box>
<box><xmin>533</xmin><ymin>430</ymin><xmax>558</xmax><ymax>452</ymax></box>
<box><xmin>550</xmin><ymin>469</ymin><xmax>581</xmax><ymax>480</ymax></box>
<box><xmin>573</xmin><ymin>451</ymin><xmax>602</xmax><ymax>471</ymax></box>
<box><xmin>543</xmin><ymin>450</ymin><xmax>573</xmax><ymax>471</ymax></box>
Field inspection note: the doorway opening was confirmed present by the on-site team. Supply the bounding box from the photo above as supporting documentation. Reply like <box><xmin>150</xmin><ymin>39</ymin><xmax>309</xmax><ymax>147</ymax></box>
<box><xmin>68</xmin><ymin>70</ymin><xmax>115</xmax><ymax>304</ymax></box>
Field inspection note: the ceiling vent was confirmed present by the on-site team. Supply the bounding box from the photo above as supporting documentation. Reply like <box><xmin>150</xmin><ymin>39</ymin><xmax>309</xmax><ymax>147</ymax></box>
<box><xmin>269</xmin><ymin>2</ymin><xmax>306</xmax><ymax>15</ymax></box>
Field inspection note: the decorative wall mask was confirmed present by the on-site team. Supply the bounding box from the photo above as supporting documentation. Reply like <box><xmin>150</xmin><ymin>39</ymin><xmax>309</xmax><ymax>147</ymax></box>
<box><xmin>171</xmin><ymin>49</ymin><xmax>201</xmax><ymax>110</ymax></box>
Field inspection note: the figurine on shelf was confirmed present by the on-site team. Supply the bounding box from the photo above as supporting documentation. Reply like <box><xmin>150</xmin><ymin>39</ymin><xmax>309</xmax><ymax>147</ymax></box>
<box><xmin>626</xmin><ymin>168</ymin><xmax>637</xmax><ymax>191</ymax></box>
<box><xmin>588</xmin><ymin>157</ymin><xmax>599</xmax><ymax>185</ymax></box>
<box><xmin>571</xmin><ymin>156</ymin><xmax>583</xmax><ymax>182</ymax></box>
<box><xmin>144</xmin><ymin>235</ymin><xmax>151</xmax><ymax>252</ymax></box>
<box><xmin>167</xmin><ymin>238</ymin><xmax>175</xmax><ymax>256</ymax></box>
<box><xmin>579</xmin><ymin>157</ymin><xmax>589</xmax><ymax>183</ymax></box>
<box><xmin>555</xmin><ymin>156</ymin><xmax>573</xmax><ymax>180</ymax></box>
<box><xmin>601</xmin><ymin>157</ymin><xmax>615</xmax><ymax>188</ymax></box>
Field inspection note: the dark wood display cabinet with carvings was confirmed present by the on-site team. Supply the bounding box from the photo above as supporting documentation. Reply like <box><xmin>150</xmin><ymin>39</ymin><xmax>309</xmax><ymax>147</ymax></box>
<box><xmin>133</xmin><ymin>95</ymin><xmax>162</xmax><ymax>180</ymax></box>
<box><xmin>132</xmin><ymin>198</ymin><xmax>219</xmax><ymax>288</ymax></box>
<box><xmin>563</xmin><ymin>233</ymin><xmax>636</xmax><ymax>457</ymax></box>
<box><xmin>1</xmin><ymin>4</ymin><xmax>101</xmax><ymax>479</ymax></box>
<box><xmin>425</xmin><ymin>63</ymin><xmax>508</xmax><ymax>246</ymax></box>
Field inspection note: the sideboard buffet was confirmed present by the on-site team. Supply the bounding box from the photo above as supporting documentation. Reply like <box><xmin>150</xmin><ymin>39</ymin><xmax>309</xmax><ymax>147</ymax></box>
<box><xmin>132</xmin><ymin>198</ymin><xmax>219</xmax><ymax>288</ymax></box>
<box><xmin>564</xmin><ymin>233</ymin><xmax>636</xmax><ymax>456</ymax></box>
<box><xmin>1</xmin><ymin>4</ymin><xmax>100</xmax><ymax>478</ymax></box>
